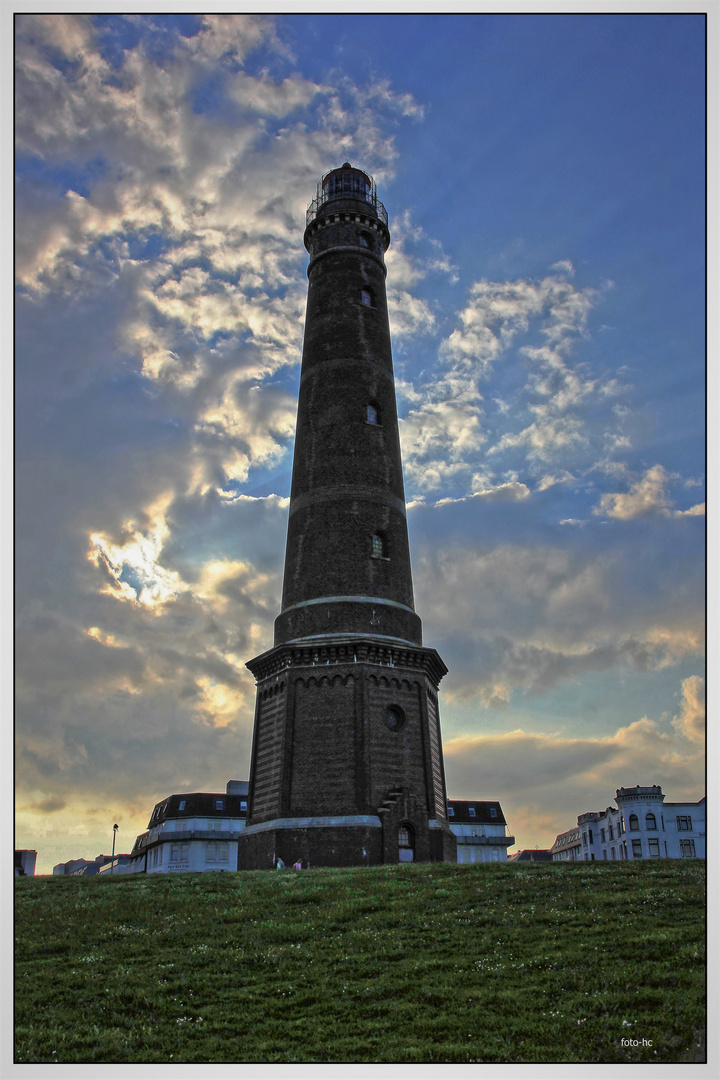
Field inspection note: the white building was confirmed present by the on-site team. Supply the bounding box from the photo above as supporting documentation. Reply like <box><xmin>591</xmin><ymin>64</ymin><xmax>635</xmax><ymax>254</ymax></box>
<box><xmin>15</xmin><ymin>850</ymin><xmax>37</xmax><ymax>876</ymax></box>
<box><xmin>576</xmin><ymin>786</ymin><xmax>705</xmax><ymax>861</ymax></box>
<box><xmin>53</xmin><ymin>853</ymin><xmax>132</xmax><ymax>875</ymax></box>
<box><xmin>550</xmin><ymin>827</ymin><xmax>582</xmax><ymax>862</ymax></box>
<box><xmin>126</xmin><ymin>781</ymin><xmax>248</xmax><ymax>874</ymax></box>
<box><xmin>447</xmin><ymin>800</ymin><xmax>514</xmax><ymax>863</ymax></box>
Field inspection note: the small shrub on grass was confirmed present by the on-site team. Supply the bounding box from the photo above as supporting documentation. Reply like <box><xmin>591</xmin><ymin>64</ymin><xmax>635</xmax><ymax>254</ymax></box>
<box><xmin>15</xmin><ymin>860</ymin><xmax>705</xmax><ymax>1064</ymax></box>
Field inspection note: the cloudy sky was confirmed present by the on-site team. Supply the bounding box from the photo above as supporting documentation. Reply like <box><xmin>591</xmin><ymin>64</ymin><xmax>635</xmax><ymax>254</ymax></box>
<box><xmin>15</xmin><ymin>13</ymin><xmax>705</xmax><ymax>873</ymax></box>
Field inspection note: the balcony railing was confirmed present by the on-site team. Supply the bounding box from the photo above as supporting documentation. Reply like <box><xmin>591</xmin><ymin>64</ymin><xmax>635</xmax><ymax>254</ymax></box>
<box><xmin>453</xmin><ymin>834</ymin><xmax>516</xmax><ymax>846</ymax></box>
<box><xmin>306</xmin><ymin>169</ymin><xmax>388</xmax><ymax>227</ymax></box>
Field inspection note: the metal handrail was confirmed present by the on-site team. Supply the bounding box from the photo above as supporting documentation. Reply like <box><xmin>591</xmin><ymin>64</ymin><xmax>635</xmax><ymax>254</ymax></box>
<box><xmin>306</xmin><ymin>192</ymin><xmax>388</xmax><ymax>228</ymax></box>
<box><xmin>306</xmin><ymin>169</ymin><xmax>388</xmax><ymax>228</ymax></box>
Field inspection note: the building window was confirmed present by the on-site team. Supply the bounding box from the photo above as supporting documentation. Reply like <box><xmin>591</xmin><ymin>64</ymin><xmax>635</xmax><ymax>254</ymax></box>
<box><xmin>610</xmin><ymin>846</ymin><xmax>615</xmax><ymax>860</ymax></box>
<box><xmin>676</xmin><ymin>815</ymin><xmax>692</xmax><ymax>831</ymax></box>
<box><xmin>371</xmin><ymin>532</ymin><xmax>387</xmax><ymax>558</ymax></box>
<box><xmin>384</xmin><ymin>704</ymin><xmax>406</xmax><ymax>732</ymax></box>
<box><xmin>648</xmin><ymin>839</ymin><xmax>660</xmax><ymax>857</ymax></box>
<box><xmin>447</xmin><ymin>807</ymin><xmax>455</xmax><ymax>817</ymax></box>
<box><xmin>215</xmin><ymin>799</ymin><xmax>224</xmax><ymax>810</ymax></box>
<box><xmin>600</xmin><ymin>828</ymin><xmax>606</xmax><ymax>843</ymax></box>
<box><xmin>240</xmin><ymin>800</ymin><xmax>247</xmax><ymax>812</ymax></box>
<box><xmin>207</xmin><ymin>841</ymin><xmax>228</xmax><ymax>862</ymax></box>
<box><xmin>588</xmin><ymin>829</ymin><xmax>593</xmax><ymax>844</ymax></box>
<box><xmin>632</xmin><ymin>839</ymin><xmax>643</xmax><ymax>858</ymax></box>
<box><xmin>361</xmin><ymin>288</ymin><xmax>374</xmax><ymax>307</ymax></box>
<box><xmin>489</xmin><ymin>808</ymin><xmax>497</xmax><ymax>818</ymax></box>
<box><xmin>178</xmin><ymin>800</ymin><xmax>186</xmax><ymax>811</ymax></box>
<box><xmin>608</xmin><ymin>823</ymin><xmax>613</xmax><ymax>840</ymax></box>
<box><xmin>629</xmin><ymin>814</ymin><xmax>639</xmax><ymax>831</ymax></box>
<box><xmin>680</xmin><ymin>839</ymin><xmax>696</xmax><ymax>858</ymax></box>
<box><xmin>469</xmin><ymin>807</ymin><xmax>476</xmax><ymax>818</ymax></box>
<box><xmin>398</xmin><ymin>823</ymin><xmax>414</xmax><ymax>862</ymax></box>
<box><xmin>359</xmin><ymin>231</ymin><xmax>371</xmax><ymax>248</ymax></box>
<box><xmin>170</xmin><ymin>842</ymin><xmax>189</xmax><ymax>862</ymax></box>
<box><xmin>366</xmin><ymin>401</ymin><xmax>381</xmax><ymax>425</ymax></box>
<box><xmin>646</xmin><ymin>813</ymin><xmax>657</xmax><ymax>830</ymax></box>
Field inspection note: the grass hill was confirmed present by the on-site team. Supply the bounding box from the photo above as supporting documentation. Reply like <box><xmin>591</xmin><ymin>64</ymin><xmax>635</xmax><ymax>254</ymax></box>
<box><xmin>15</xmin><ymin>859</ymin><xmax>705</xmax><ymax>1064</ymax></box>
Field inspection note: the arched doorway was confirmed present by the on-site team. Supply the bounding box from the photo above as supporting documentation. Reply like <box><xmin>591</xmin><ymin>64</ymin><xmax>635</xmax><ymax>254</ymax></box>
<box><xmin>398</xmin><ymin>823</ymin><xmax>415</xmax><ymax>862</ymax></box>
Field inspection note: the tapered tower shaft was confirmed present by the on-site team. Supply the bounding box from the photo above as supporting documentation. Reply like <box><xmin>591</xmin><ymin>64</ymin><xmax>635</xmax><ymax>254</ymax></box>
<box><xmin>239</xmin><ymin>164</ymin><xmax>456</xmax><ymax>870</ymax></box>
<box><xmin>275</xmin><ymin>163</ymin><xmax>420</xmax><ymax>647</ymax></box>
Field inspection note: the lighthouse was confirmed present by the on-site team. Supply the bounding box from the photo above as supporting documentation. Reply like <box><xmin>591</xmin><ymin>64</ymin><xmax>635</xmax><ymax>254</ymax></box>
<box><xmin>238</xmin><ymin>163</ymin><xmax>456</xmax><ymax>869</ymax></box>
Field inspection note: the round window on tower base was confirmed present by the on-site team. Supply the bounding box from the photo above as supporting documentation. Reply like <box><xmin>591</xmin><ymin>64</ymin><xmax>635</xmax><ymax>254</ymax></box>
<box><xmin>385</xmin><ymin>704</ymin><xmax>405</xmax><ymax>732</ymax></box>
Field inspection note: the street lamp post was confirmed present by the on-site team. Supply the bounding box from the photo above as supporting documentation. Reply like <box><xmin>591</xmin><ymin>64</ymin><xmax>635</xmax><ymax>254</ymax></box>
<box><xmin>111</xmin><ymin>823</ymin><xmax>118</xmax><ymax>874</ymax></box>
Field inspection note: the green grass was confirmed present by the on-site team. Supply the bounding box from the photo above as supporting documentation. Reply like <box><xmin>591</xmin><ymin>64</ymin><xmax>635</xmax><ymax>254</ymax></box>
<box><xmin>15</xmin><ymin>860</ymin><xmax>705</xmax><ymax>1064</ymax></box>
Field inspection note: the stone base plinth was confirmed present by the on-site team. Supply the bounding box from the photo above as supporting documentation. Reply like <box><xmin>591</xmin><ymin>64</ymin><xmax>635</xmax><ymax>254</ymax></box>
<box><xmin>236</xmin><ymin>817</ymin><xmax>383</xmax><ymax>871</ymax></box>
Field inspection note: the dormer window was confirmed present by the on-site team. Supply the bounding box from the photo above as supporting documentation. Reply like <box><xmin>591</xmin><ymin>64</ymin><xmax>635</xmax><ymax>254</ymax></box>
<box><xmin>469</xmin><ymin>807</ymin><xmax>476</xmax><ymax>818</ymax></box>
<box><xmin>215</xmin><ymin>799</ymin><xmax>224</xmax><ymax>811</ymax></box>
<box><xmin>448</xmin><ymin>806</ymin><xmax>455</xmax><ymax>817</ymax></box>
<box><xmin>489</xmin><ymin>807</ymin><xmax>497</xmax><ymax>818</ymax></box>
<box><xmin>178</xmin><ymin>800</ymin><xmax>186</xmax><ymax>811</ymax></box>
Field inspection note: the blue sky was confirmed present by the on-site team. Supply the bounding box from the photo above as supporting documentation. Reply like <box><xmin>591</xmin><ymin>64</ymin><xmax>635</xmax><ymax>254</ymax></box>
<box><xmin>15</xmin><ymin>13</ymin><xmax>705</xmax><ymax>872</ymax></box>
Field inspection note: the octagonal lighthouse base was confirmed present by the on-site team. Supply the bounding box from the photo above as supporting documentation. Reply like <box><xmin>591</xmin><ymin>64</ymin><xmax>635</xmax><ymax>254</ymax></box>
<box><xmin>236</xmin><ymin>637</ymin><xmax>457</xmax><ymax>870</ymax></box>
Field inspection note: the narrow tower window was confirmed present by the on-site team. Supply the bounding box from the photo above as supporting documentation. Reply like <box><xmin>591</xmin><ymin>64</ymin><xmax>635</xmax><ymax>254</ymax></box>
<box><xmin>366</xmin><ymin>401</ymin><xmax>380</xmax><ymax>425</ymax></box>
<box><xmin>371</xmin><ymin>532</ymin><xmax>387</xmax><ymax>559</ymax></box>
<box><xmin>359</xmin><ymin>231</ymin><xmax>372</xmax><ymax>248</ymax></box>
<box><xmin>361</xmin><ymin>288</ymin><xmax>374</xmax><ymax>307</ymax></box>
<box><xmin>398</xmin><ymin>823</ymin><xmax>415</xmax><ymax>862</ymax></box>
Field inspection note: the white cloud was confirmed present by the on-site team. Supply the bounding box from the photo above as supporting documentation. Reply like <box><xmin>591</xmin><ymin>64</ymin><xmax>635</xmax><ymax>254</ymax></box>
<box><xmin>228</xmin><ymin>72</ymin><xmax>326</xmax><ymax>116</ymax></box>
<box><xmin>387</xmin><ymin>290</ymin><xmax>436</xmax><ymax>338</ymax></box>
<box><xmin>593</xmin><ymin>465</ymin><xmax>703</xmax><ymax>521</ymax></box>
<box><xmin>469</xmin><ymin>480</ymin><xmax>531</xmax><ymax>501</ymax></box>
<box><xmin>671</xmin><ymin>675</ymin><xmax>705</xmax><ymax>744</ymax></box>
<box><xmin>397</xmin><ymin>266</ymin><xmax>614</xmax><ymax>497</ymax></box>
<box><xmin>413</xmin><ymin>541</ymin><xmax>704</xmax><ymax>706</ymax></box>
<box><xmin>490</xmin><ymin>415</ymin><xmax>587</xmax><ymax>463</ymax></box>
<box><xmin>536</xmin><ymin>471</ymin><xmax>577</xmax><ymax>491</ymax></box>
<box><xmin>674</xmin><ymin>502</ymin><xmax>705</xmax><ymax>517</ymax></box>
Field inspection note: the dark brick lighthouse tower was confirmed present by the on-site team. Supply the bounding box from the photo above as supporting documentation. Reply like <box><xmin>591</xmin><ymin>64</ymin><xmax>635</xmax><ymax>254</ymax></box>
<box><xmin>238</xmin><ymin>163</ymin><xmax>456</xmax><ymax>870</ymax></box>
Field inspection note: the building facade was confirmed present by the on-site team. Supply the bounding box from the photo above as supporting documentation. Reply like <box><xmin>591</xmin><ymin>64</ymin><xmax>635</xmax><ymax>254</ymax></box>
<box><xmin>447</xmin><ymin>800</ymin><xmax>514</xmax><ymax>863</ymax></box>
<box><xmin>126</xmin><ymin>781</ymin><xmax>248</xmax><ymax>874</ymax></box>
<box><xmin>573</xmin><ymin>786</ymin><xmax>705</xmax><ymax>861</ymax></box>
<box><xmin>14</xmin><ymin>850</ymin><xmax>37</xmax><ymax>876</ymax></box>
<box><xmin>53</xmin><ymin>853</ymin><xmax>131</xmax><ymax>875</ymax></box>
<box><xmin>509</xmin><ymin>849</ymin><xmax>553</xmax><ymax>862</ymax></box>
<box><xmin>550</xmin><ymin>827</ymin><xmax>582</xmax><ymax>862</ymax></box>
<box><xmin>239</xmin><ymin>164</ymin><xmax>456</xmax><ymax>871</ymax></box>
